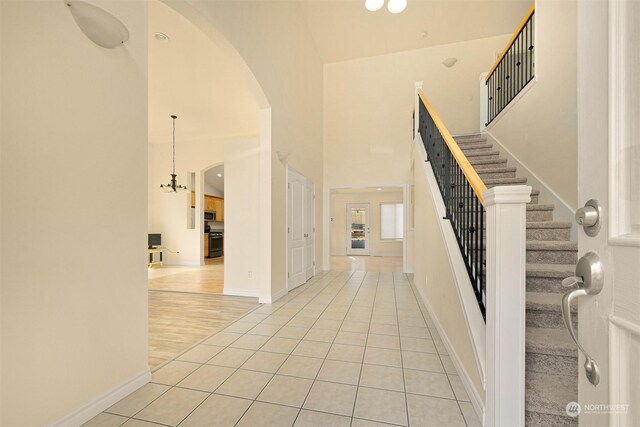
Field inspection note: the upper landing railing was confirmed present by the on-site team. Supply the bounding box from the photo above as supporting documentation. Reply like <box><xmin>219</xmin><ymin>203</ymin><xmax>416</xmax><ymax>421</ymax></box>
<box><xmin>417</xmin><ymin>90</ymin><xmax>487</xmax><ymax>317</ymax></box>
<box><xmin>485</xmin><ymin>5</ymin><xmax>535</xmax><ymax>125</ymax></box>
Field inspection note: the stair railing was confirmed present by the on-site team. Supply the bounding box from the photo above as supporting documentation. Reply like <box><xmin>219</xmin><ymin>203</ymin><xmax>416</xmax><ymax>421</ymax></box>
<box><xmin>416</xmin><ymin>86</ymin><xmax>531</xmax><ymax>426</ymax></box>
<box><xmin>485</xmin><ymin>4</ymin><xmax>535</xmax><ymax>125</ymax></box>
<box><xmin>417</xmin><ymin>90</ymin><xmax>488</xmax><ymax>317</ymax></box>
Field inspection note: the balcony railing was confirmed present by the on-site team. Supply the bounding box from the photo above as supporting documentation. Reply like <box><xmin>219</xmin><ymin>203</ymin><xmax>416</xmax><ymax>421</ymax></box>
<box><xmin>485</xmin><ymin>5</ymin><xmax>535</xmax><ymax>125</ymax></box>
<box><xmin>417</xmin><ymin>90</ymin><xmax>488</xmax><ymax>317</ymax></box>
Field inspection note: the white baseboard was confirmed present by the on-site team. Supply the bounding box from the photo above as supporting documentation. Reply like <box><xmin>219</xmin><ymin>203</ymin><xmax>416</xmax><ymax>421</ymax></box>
<box><xmin>223</xmin><ymin>288</ymin><xmax>260</xmax><ymax>299</ymax></box>
<box><xmin>48</xmin><ymin>368</ymin><xmax>151</xmax><ymax>427</ymax></box>
<box><xmin>483</xmin><ymin>131</ymin><xmax>577</xmax><ymax>241</ymax></box>
<box><xmin>415</xmin><ymin>285</ymin><xmax>486</xmax><ymax>426</ymax></box>
<box><xmin>259</xmin><ymin>287</ymin><xmax>288</xmax><ymax>304</ymax></box>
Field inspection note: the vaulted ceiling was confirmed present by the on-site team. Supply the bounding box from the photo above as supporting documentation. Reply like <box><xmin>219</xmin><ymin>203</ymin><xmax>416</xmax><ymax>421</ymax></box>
<box><xmin>301</xmin><ymin>0</ymin><xmax>532</xmax><ymax>63</ymax></box>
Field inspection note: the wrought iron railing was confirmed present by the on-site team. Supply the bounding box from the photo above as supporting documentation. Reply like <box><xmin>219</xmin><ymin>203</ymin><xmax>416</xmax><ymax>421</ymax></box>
<box><xmin>485</xmin><ymin>5</ymin><xmax>535</xmax><ymax>125</ymax></box>
<box><xmin>417</xmin><ymin>91</ymin><xmax>487</xmax><ymax>318</ymax></box>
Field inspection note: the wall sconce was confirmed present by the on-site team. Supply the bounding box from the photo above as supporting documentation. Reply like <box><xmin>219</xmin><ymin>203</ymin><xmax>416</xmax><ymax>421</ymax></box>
<box><xmin>442</xmin><ymin>58</ymin><xmax>458</xmax><ymax>68</ymax></box>
<box><xmin>65</xmin><ymin>0</ymin><xmax>129</xmax><ymax>48</ymax></box>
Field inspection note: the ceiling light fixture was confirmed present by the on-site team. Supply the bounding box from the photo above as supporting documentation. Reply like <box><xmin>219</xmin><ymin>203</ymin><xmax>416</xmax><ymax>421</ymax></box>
<box><xmin>217</xmin><ymin>173</ymin><xmax>222</xmax><ymax>177</ymax></box>
<box><xmin>160</xmin><ymin>115</ymin><xmax>188</xmax><ymax>193</ymax></box>
<box><xmin>387</xmin><ymin>0</ymin><xmax>407</xmax><ymax>14</ymax></box>
<box><xmin>364</xmin><ymin>0</ymin><xmax>406</xmax><ymax>13</ymax></box>
<box><xmin>365</xmin><ymin>0</ymin><xmax>384</xmax><ymax>11</ymax></box>
<box><xmin>65</xmin><ymin>0</ymin><xmax>129</xmax><ymax>48</ymax></box>
<box><xmin>377</xmin><ymin>187</ymin><xmax>383</xmax><ymax>191</ymax></box>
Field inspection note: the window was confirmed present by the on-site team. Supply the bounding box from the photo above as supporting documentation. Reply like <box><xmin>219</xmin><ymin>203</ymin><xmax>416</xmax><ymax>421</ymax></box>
<box><xmin>380</xmin><ymin>203</ymin><xmax>404</xmax><ymax>240</ymax></box>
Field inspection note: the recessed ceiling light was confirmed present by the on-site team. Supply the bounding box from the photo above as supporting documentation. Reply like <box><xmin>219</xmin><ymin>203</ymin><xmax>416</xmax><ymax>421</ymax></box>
<box><xmin>217</xmin><ymin>173</ymin><xmax>222</xmax><ymax>177</ymax></box>
<box><xmin>377</xmin><ymin>187</ymin><xmax>383</xmax><ymax>191</ymax></box>
<box><xmin>365</xmin><ymin>0</ymin><xmax>384</xmax><ymax>11</ymax></box>
<box><xmin>387</xmin><ymin>0</ymin><xmax>407</xmax><ymax>13</ymax></box>
<box><xmin>154</xmin><ymin>32</ymin><xmax>170</xmax><ymax>43</ymax></box>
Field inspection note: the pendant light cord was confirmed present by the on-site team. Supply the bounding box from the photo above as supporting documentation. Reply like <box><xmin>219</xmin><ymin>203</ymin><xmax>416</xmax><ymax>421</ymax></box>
<box><xmin>172</xmin><ymin>116</ymin><xmax>176</xmax><ymax>175</ymax></box>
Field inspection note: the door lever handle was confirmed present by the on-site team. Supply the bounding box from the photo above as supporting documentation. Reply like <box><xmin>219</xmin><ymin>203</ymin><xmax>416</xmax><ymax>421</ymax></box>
<box><xmin>561</xmin><ymin>251</ymin><xmax>603</xmax><ymax>386</ymax></box>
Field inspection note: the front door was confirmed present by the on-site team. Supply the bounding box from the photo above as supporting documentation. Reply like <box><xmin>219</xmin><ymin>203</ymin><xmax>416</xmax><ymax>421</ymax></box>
<box><xmin>346</xmin><ymin>203</ymin><xmax>370</xmax><ymax>256</ymax></box>
<box><xmin>577</xmin><ymin>1</ymin><xmax>640</xmax><ymax>424</ymax></box>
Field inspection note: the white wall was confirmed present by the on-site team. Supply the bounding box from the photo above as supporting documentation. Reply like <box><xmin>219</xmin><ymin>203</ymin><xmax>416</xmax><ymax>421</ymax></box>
<box><xmin>323</xmin><ymin>35</ymin><xmax>510</xmax><ymax>190</ymax></box>
<box><xmin>180</xmin><ymin>0</ymin><xmax>324</xmax><ymax>300</ymax></box>
<box><xmin>223</xmin><ymin>139</ymin><xmax>261</xmax><ymax>297</ymax></box>
<box><xmin>1</xmin><ymin>1</ymin><xmax>148</xmax><ymax>425</ymax></box>
<box><xmin>331</xmin><ymin>190</ymin><xmax>404</xmax><ymax>257</ymax></box>
<box><xmin>412</xmin><ymin>148</ymin><xmax>485</xmax><ymax>403</ymax></box>
<box><xmin>486</xmin><ymin>0</ymin><xmax>578</xmax><ymax>209</ymax></box>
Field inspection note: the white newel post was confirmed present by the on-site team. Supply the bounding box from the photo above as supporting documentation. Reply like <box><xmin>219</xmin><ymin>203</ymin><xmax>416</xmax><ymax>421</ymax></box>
<box><xmin>414</xmin><ymin>81</ymin><xmax>423</xmax><ymax>140</ymax></box>
<box><xmin>484</xmin><ymin>185</ymin><xmax>531</xmax><ymax>427</ymax></box>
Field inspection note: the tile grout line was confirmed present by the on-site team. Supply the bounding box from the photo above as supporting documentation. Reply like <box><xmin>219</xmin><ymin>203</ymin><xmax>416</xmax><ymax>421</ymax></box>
<box><xmin>350</xmin><ymin>270</ymin><xmax>381</xmax><ymax>426</ymax></box>
<box><xmin>394</xmin><ymin>272</ymin><xmax>411</xmax><ymax>427</ymax></box>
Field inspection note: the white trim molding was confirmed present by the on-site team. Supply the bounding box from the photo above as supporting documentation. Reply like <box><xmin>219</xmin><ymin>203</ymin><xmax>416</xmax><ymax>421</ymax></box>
<box><xmin>259</xmin><ymin>286</ymin><xmax>288</xmax><ymax>304</ymax></box>
<box><xmin>48</xmin><ymin>368</ymin><xmax>151</xmax><ymax>427</ymax></box>
<box><xmin>484</xmin><ymin>185</ymin><xmax>530</xmax><ymax>427</ymax></box>
<box><xmin>223</xmin><ymin>288</ymin><xmax>260</xmax><ymax>299</ymax></box>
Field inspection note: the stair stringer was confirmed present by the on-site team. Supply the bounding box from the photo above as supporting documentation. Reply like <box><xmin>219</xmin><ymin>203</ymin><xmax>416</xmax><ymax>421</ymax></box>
<box><xmin>412</xmin><ymin>137</ymin><xmax>486</xmax><ymax>423</ymax></box>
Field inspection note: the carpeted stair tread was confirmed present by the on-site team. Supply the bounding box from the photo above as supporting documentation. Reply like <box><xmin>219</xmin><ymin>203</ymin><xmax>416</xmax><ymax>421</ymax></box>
<box><xmin>527</xmin><ymin>263</ymin><xmax>575</xmax><ymax>277</ymax></box>
<box><xmin>460</xmin><ymin>143</ymin><xmax>493</xmax><ymax>152</ymax></box>
<box><xmin>527</xmin><ymin>241</ymin><xmax>577</xmax><ymax>251</ymax></box>
<box><xmin>525</xmin><ymin>371</ymin><xmax>578</xmax><ymax>417</ymax></box>
<box><xmin>484</xmin><ymin>177</ymin><xmax>528</xmax><ymax>186</ymax></box>
<box><xmin>464</xmin><ymin>150</ymin><xmax>500</xmax><ymax>158</ymax></box>
<box><xmin>525</xmin><ymin>411</ymin><xmax>578</xmax><ymax>427</ymax></box>
<box><xmin>527</xmin><ymin>292</ymin><xmax>577</xmax><ymax>313</ymax></box>
<box><xmin>526</xmin><ymin>327</ymin><xmax>577</xmax><ymax>357</ymax></box>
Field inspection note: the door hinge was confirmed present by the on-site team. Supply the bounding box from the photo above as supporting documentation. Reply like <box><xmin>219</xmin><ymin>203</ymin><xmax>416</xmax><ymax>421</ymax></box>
<box><xmin>288</xmin><ymin>227</ymin><xmax>290</xmax><ymax>233</ymax></box>
<box><xmin>313</xmin><ymin>227</ymin><xmax>315</xmax><ymax>233</ymax></box>
<box><xmin>288</xmin><ymin>272</ymin><xmax>290</xmax><ymax>278</ymax></box>
<box><xmin>288</xmin><ymin>183</ymin><xmax>291</xmax><ymax>189</ymax></box>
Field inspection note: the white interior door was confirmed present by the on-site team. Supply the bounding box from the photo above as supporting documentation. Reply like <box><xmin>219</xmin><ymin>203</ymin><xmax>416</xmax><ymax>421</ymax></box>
<box><xmin>346</xmin><ymin>203</ymin><xmax>370</xmax><ymax>255</ymax></box>
<box><xmin>288</xmin><ymin>170</ymin><xmax>306</xmax><ymax>290</ymax></box>
<box><xmin>304</xmin><ymin>179</ymin><xmax>315</xmax><ymax>280</ymax></box>
<box><xmin>577</xmin><ymin>1</ymin><xmax>640</xmax><ymax>424</ymax></box>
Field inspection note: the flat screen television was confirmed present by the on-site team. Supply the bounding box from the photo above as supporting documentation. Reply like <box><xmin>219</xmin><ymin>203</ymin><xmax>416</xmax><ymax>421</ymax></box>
<box><xmin>148</xmin><ymin>233</ymin><xmax>161</xmax><ymax>248</ymax></box>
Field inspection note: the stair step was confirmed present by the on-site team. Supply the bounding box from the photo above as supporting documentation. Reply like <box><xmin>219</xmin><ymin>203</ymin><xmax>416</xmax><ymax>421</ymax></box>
<box><xmin>527</xmin><ymin>263</ymin><xmax>575</xmax><ymax>293</ymax></box>
<box><xmin>484</xmin><ymin>177</ymin><xmax>528</xmax><ymax>188</ymax></box>
<box><xmin>461</xmin><ymin>146</ymin><xmax>495</xmax><ymax>156</ymax></box>
<box><xmin>527</xmin><ymin>241</ymin><xmax>578</xmax><ymax>264</ymax></box>
<box><xmin>477</xmin><ymin>166</ymin><xmax>517</xmax><ymax>180</ymax></box>
<box><xmin>530</xmin><ymin>189</ymin><xmax>540</xmax><ymax>204</ymax></box>
<box><xmin>454</xmin><ymin>134</ymin><xmax>486</xmax><ymax>144</ymax></box>
<box><xmin>525</xmin><ymin>371</ymin><xmax>578</xmax><ymax>418</ymax></box>
<box><xmin>526</xmin><ymin>352</ymin><xmax>578</xmax><ymax>378</ymax></box>
<box><xmin>526</xmin><ymin>327</ymin><xmax>577</xmax><ymax>358</ymax></box>
<box><xmin>527</xmin><ymin>221</ymin><xmax>572</xmax><ymax>241</ymax></box>
<box><xmin>526</xmin><ymin>411</ymin><xmax>578</xmax><ymax>427</ymax></box>
<box><xmin>460</xmin><ymin>143</ymin><xmax>493</xmax><ymax>153</ymax></box>
<box><xmin>464</xmin><ymin>150</ymin><xmax>500</xmax><ymax>159</ymax></box>
<box><xmin>526</xmin><ymin>291</ymin><xmax>577</xmax><ymax>329</ymax></box>
<box><xmin>470</xmin><ymin>158</ymin><xmax>508</xmax><ymax>169</ymax></box>
<box><xmin>527</xmin><ymin>204</ymin><xmax>555</xmax><ymax>222</ymax></box>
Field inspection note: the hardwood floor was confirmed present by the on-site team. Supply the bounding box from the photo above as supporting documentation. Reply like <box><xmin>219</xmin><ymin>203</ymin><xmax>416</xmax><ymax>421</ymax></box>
<box><xmin>148</xmin><ymin>257</ymin><xmax>224</xmax><ymax>294</ymax></box>
<box><xmin>330</xmin><ymin>255</ymin><xmax>403</xmax><ymax>272</ymax></box>
<box><xmin>148</xmin><ymin>290</ymin><xmax>259</xmax><ymax>368</ymax></box>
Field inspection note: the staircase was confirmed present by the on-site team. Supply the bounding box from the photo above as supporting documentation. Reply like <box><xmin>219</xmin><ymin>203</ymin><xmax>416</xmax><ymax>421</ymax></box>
<box><xmin>454</xmin><ymin>133</ymin><xmax>579</xmax><ymax>427</ymax></box>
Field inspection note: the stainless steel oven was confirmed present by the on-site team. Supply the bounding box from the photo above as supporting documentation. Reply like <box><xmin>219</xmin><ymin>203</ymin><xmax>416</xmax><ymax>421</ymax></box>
<box><xmin>209</xmin><ymin>231</ymin><xmax>223</xmax><ymax>258</ymax></box>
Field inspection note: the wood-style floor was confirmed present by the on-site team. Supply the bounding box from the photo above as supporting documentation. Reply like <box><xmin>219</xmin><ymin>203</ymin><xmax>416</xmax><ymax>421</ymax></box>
<box><xmin>148</xmin><ymin>257</ymin><xmax>224</xmax><ymax>294</ymax></box>
<box><xmin>148</xmin><ymin>290</ymin><xmax>259</xmax><ymax>369</ymax></box>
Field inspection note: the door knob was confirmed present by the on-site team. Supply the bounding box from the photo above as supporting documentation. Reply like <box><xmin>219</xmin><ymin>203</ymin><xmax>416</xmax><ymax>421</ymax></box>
<box><xmin>561</xmin><ymin>251</ymin><xmax>603</xmax><ymax>385</ymax></box>
<box><xmin>575</xmin><ymin>199</ymin><xmax>602</xmax><ymax>237</ymax></box>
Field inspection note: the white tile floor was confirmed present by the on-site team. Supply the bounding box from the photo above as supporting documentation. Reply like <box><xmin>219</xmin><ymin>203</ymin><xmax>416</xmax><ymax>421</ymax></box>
<box><xmin>85</xmin><ymin>271</ymin><xmax>481</xmax><ymax>427</ymax></box>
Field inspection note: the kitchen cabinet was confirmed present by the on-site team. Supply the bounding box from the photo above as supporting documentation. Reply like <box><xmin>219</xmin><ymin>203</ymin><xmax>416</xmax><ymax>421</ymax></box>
<box><xmin>204</xmin><ymin>195</ymin><xmax>224</xmax><ymax>221</ymax></box>
<box><xmin>191</xmin><ymin>191</ymin><xmax>195</xmax><ymax>208</ymax></box>
<box><xmin>204</xmin><ymin>232</ymin><xmax>210</xmax><ymax>258</ymax></box>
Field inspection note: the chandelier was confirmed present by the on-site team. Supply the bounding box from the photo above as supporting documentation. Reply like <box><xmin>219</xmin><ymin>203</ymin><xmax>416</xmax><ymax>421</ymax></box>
<box><xmin>160</xmin><ymin>115</ymin><xmax>188</xmax><ymax>193</ymax></box>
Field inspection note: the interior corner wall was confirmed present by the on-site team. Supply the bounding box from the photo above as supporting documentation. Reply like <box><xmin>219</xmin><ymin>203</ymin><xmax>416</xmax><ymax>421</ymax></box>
<box><xmin>486</xmin><ymin>0</ymin><xmax>578</xmax><ymax>209</ymax></box>
<box><xmin>412</xmin><ymin>155</ymin><xmax>485</xmax><ymax>401</ymax></box>
<box><xmin>0</xmin><ymin>1</ymin><xmax>148</xmax><ymax>425</ymax></box>
<box><xmin>331</xmin><ymin>191</ymin><xmax>404</xmax><ymax>257</ymax></box>
<box><xmin>323</xmin><ymin>34</ymin><xmax>510</xmax><ymax>191</ymax></box>
<box><xmin>183</xmin><ymin>0</ymin><xmax>324</xmax><ymax>298</ymax></box>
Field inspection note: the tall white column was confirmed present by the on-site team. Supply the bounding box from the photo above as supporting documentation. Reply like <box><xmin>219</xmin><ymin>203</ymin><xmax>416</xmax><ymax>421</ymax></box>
<box><xmin>484</xmin><ymin>185</ymin><xmax>531</xmax><ymax>427</ymax></box>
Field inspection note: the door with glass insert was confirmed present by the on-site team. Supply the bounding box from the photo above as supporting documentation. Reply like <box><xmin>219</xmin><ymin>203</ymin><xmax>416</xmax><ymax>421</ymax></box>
<box><xmin>346</xmin><ymin>203</ymin><xmax>370</xmax><ymax>255</ymax></box>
